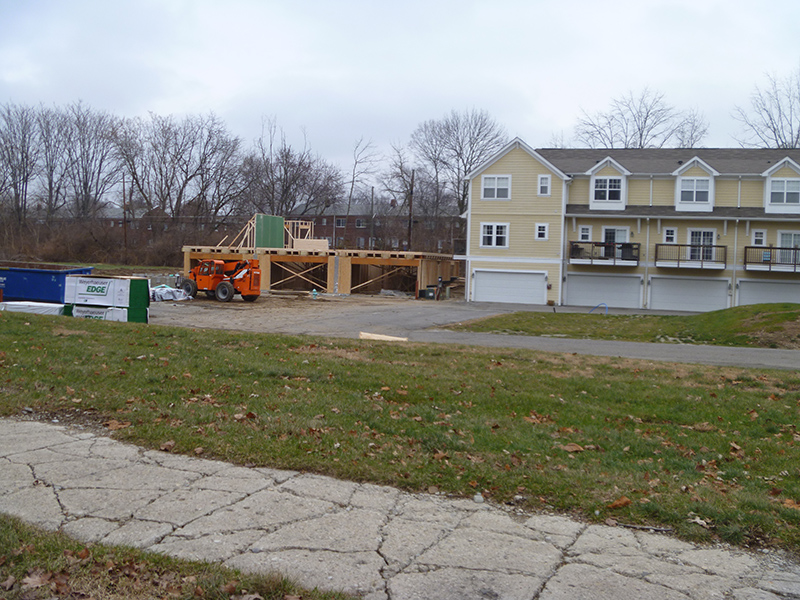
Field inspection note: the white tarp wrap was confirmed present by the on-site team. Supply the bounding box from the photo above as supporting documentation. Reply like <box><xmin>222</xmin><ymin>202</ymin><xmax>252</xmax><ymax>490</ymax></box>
<box><xmin>0</xmin><ymin>302</ymin><xmax>65</xmax><ymax>315</ymax></box>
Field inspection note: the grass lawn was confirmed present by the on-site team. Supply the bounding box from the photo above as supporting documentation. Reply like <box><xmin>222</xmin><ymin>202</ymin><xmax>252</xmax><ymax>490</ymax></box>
<box><xmin>446</xmin><ymin>303</ymin><xmax>800</xmax><ymax>349</ymax></box>
<box><xmin>2</xmin><ymin>310</ymin><xmax>800</xmax><ymax>555</ymax></box>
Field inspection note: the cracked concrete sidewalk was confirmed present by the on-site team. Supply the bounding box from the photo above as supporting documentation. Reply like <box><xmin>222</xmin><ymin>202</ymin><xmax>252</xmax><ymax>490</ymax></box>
<box><xmin>2</xmin><ymin>419</ymin><xmax>800</xmax><ymax>600</ymax></box>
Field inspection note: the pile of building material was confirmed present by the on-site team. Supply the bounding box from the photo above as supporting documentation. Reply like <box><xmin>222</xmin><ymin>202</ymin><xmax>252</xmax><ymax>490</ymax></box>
<box><xmin>0</xmin><ymin>262</ymin><xmax>150</xmax><ymax>323</ymax></box>
<box><xmin>63</xmin><ymin>275</ymin><xmax>150</xmax><ymax>323</ymax></box>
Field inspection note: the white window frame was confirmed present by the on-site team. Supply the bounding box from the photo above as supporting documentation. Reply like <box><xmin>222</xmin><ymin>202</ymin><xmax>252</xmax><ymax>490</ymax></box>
<box><xmin>769</xmin><ymin>179</ymin><xmax>800</xmax><ymax>205</ymax></box>
<box><xmin>481</xmin><ymin>175</ymin><xmax>511</xmax><ymax>200</ymax></box>
<box><xmin>355</xmin><ymin>218</ymin><xmax>367</xmax><ymax>229</ymax></box>
<box><xmin>480</xmin><ymin>222</ymin><xmax>509</xmax><ymax>248</ymax></box>
<box><xmin>538</xmin><ymin>174</ymin><xmax>551</xmax><ymax>196</ymax></box>
<box><xmin>335</xmin><ymin>217</ymin><xmax>346</xmax><ymax>228</ymax></box>
<box><xmin>578</xmin><ymin>225</ymin><xmax>592</xmax><ymax>242</ymax></box>
<box><xmin>778</xmin><ymin>230</ymin><xmax>800</xmax><ymax>265</ymax></box>
<box><xmin>535</xmin><ymin>223</ymin><xmax>549</xmax><ymax>241</ymax></box>
<box><xmin>675</xmin><ymin>175</ymin><xmax>714</xmax><ymax>212</ymax></box>
<box><xmin>687</xmin><ymin>228</ymin><xmax>717</xmax><ymax>261</ymax></box>
<box><xmin>589</xmin><ymin>174</ymin><xmax>626</xmax><ymax>210</ymax></box>
<box><xmin>663</xmin><ymin>227</ymin><xmax>677</xmax><ymax>244</ymax></box>
<box><xmin>751</xmin><ymin>229</ymin><xmax>767</xmax><ymax>247</ymax></box>
<box><xmin>602</xmin><ymin>226</ymin><xmax>629</xmax><ymax>244</ymax></box>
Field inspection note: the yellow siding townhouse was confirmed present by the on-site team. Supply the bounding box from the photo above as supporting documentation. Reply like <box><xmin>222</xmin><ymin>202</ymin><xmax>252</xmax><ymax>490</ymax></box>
<box><xmin>464</xmin><ymin>139</ymin><xmax>800</xmax><ymax>311</ymax></box>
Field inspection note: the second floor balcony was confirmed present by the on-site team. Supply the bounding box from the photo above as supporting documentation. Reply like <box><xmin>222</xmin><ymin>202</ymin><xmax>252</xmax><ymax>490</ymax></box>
<box><xmin>654</xmin><ymin>244</ymin><xmax>727</xmax><ymax>269</ymax></box>
<box><xmin>744</xmin><ymin>246</ymin><xmax>800</xmax><ymax>272</ymax></box>
<box><xmin>569</xmin><ymin>241</ymin><xmax>640</xmax><ymax>266</ymax></box>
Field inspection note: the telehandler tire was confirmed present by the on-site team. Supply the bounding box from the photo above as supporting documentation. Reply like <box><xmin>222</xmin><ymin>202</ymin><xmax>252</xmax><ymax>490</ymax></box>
<box><xmin>181</xmin><ymin>278</ymin><xmax>198</xmax><ymax>298</ymax></box>
<box><xmin>215</xmin><ymin>281</ymin><xmax>235</xmax><ymax>302</ymax></box>
<box><xmin>242</xmin><ymin>295</ymin><xmax>259</xmax><ymax>302</ymax></box>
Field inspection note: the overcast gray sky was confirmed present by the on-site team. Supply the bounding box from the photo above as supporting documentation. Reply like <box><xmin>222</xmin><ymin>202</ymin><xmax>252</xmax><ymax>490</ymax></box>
<box><xmin>1</xmin><ymin>0</ymin><xmax>799</xmax><ymax>169</ymax></box>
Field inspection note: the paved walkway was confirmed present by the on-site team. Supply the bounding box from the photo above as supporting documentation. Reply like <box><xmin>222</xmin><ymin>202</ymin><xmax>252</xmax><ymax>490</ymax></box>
<box><xmin>2</xmin><ymin>419</ymin><xmax>800</xmax><ymax>600</ymax></box>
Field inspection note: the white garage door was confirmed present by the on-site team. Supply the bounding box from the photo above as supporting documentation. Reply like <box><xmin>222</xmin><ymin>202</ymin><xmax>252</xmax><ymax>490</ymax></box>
<box><xmin>566</xmin><ymin>274</ymin><xmax>642</xmax><ymax>309</ymax></box>
<box><xmin>472</xmin><ymin>270</ymin><xmax>547</xmax><ymax>304</ymax></box>
<box><xmin>650</xmin><ymin>277</ymin><xmax>728</xmax><ymax>312</ymax></box>
<box><xmin>738</xmin><ymin>280</ymin><xmax>800</xmax><ymax>306</ymax></box>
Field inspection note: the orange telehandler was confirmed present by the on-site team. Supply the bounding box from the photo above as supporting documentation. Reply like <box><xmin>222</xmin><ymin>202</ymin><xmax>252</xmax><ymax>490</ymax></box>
<box><xmin>180</xmin><ymin>259</ymin><xmax>261</xmax><ymax>302</ymax></box>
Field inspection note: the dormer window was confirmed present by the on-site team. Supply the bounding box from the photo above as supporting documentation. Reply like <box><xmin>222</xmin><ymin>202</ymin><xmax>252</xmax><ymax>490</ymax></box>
<box><xmin>586</xmin><ymin>158</ymin><xmax>629</xmax><ymax>211</ymax></box>
<box><xmin>673</xmin><ymin>158</ymin><xmax>717</xmax><ymax>212</ymax></box>
<box><xmin>594</xmin><ymin>177</ymin><xmax>622</xmax><ymax>201</ymax></box>
<box><xmin>770</xmin><ymin>179</ymin><xmax>800</xmax><ymax>204</ymax></box>
<box><xmin>762</xmin><ymin>158</ymin><xmax>800</xmax><ymax>214</ymax></box>
<box><xmin>680</xmin><ymin>178</ymin><xmax>710</xmax><ymax>203</ymax></box>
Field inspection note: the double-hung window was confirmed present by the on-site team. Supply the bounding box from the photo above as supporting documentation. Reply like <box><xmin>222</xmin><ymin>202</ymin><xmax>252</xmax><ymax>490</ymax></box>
<box><xmin>770</xmin><ymin>179</ymin><xmax>800</xmax><ymax>205</ymax></box>
<box><xmin>594</xmin><ymin>178</ymin><xmax>622</xmax><ymax>201</ymax></box>
<box><xmin>481</xmin><ymin>223</ymin><xmax>508</xmax><ymax>248</ymax></box>
<box><xmin>482</xmin><ymin>176</ymin><xmax>510</xmax><ymax>200</ymax></box>
<box><xmin>538</xmin><ymin>175</ymin><xmax>551</xmax><ymax>196</ymax></box>
<box><xmin>680</xmin><ymin>178</ymin><xmax>710</xmax><ymax>203</ymax></box>
<box><xmin>535</xmin><ymin>223</ymin><xmax>549</xmax><ymax>241</ymax></box>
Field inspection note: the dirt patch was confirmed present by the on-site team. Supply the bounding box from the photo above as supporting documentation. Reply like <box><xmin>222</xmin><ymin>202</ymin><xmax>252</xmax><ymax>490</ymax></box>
<box><xmin>745</xmin><ymin>316</ymin><xmax>800</xmax><ymax>350</ymax></box>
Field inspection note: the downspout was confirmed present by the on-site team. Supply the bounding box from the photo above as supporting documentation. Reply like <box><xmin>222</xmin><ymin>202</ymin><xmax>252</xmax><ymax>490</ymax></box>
<box><xmin>644</xmin><ymin>217</ymin><xmax>650</xmax><ymax>308</ymax></box>
<box><xmin>559</xmin><ymin>178</ymin><xmax>570</xmax><ymax>306</ymax></box>
<box><xmin>732</xmin><ymin>219</ymin><xmax>739</xmax><ymax>307</ymax></box>
<box><xmin>464</xmin><ymin>178</ymin><xmax>473</xmax><ymax>301</ymax></box>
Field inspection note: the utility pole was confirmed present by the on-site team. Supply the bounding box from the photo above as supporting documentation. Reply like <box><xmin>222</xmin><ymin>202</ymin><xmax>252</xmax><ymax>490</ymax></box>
<box><xmin>122</xmin><ymin>173</ymin><xmax>128</xmax><ymax>263</ymax></box>
<box><xmin>370</xmin><ymin>186</ymin><xmax>374</xmax><ymax>250</ymax></box>
<box><xmin>407</xmin><ymin>169</ymin><xmax>414</xmax><ymax>250</ymax></box>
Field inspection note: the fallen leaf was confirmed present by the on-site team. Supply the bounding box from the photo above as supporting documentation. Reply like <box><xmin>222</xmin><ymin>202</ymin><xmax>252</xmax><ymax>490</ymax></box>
<box><xmin>693</xmin><ymin>422</ymin><xmax>715</xmax><ymax>432</ymax></box>
<box><xmin>782</xmin><ymin>499</ymin><xmax>800</xmax><ymax>511</ymax></box>
<box><xmin>194</xmin><ymin>447</ymin><xmax>204</xmax><ymax>455</ymax></box>
<box><xmin>219</xmin><ymin>580</ymin><xmax>238</xmax><ymax>594</ymax></box>
<box><xmin>688</xmin><ymin>516</ymin><xmax>711</xmax><ymax>528</ymax></box>
<box><xmin>604</xmin><ymin>518</ymin><xmax>618</xmax><ymax>527</ymax></box>
<box><xmin>160</xmin><ymin>440</ymin><xmax>177</xmax><ymax>452</ymax></box>
<box><xmin>105</xmin><ymin>419</ymin><xmax>131</xmax><ymax>431</ymax></box>
<box><xmin>21</xmin><ymin>570</ymin><xmax>51</xmax><ymax>589</ymax></box>
<box><xmin>1</xmin><ymin>576</ymin><xmax>15</xmax><ymax>591</ymax></box>
<box><xmin>607</xmin><ymin>496</ymin><xmax>632</xmax><ymax>509</ymax></box>
<box><xmin>559</xmin><ymin>443</ymin><xmax>584</xmax><ymax>453</ymax></box>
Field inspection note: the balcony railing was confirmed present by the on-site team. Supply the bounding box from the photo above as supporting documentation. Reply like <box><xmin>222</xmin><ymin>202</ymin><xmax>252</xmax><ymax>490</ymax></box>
<box><xmin>569</xmin><ymin>241</ymin><xmax>640</xmax><ymax>266</ymax></box>
<box><xmin>654</xmin><ymin>244</ymin><xmax>727</xmax><ymax>269</ymax></box>
<box><xmin>744</xmin><ymin>246</ymin><xmax>800</xmax><ymax>272</ymax></box>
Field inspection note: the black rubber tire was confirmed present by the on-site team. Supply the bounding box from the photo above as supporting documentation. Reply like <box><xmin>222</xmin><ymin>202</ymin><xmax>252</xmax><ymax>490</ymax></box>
<box><xmin>215</xmin><ymin>281</ymin><xmax>235</xmax><ymax>302</ymax></box>
<box><xmin>205</xmin><ymin>290</ymin><xmax>216</xmax><ymax>299</ymax></box>
<box><xmin>242</xmin><ymin>295</ymin><xmax>259</xmax><ymax>303</ymax></box>
<box><xmin>181</xmin><ymin>278</ymin><xmax>198</xmax><ymax>298</ymax></box>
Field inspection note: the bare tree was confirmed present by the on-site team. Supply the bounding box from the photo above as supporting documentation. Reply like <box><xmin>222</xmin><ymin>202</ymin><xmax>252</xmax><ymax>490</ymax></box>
<box><xmin>243</xmin><ymin>118</ymin><xmax>342</xmax><ymax>217</ymax></box>
<box><xmin>735</xmin><ymin>68</ymin><xmax>800</xmax><ymax>148</ymax></box>
<box><xmin>344</xmin><ymin>137</ymin><xmax>378</xmax><ymax>219</ymax></box>
<box><xmin>114</xmin><ymin>112</ymin><xmax>246</xmax><ymax>222</ymax></box>
<box><xmin>575</xmin><ymin>88</ymin><xmax>708</xmax><ymax>149</ymax></box>
<box><xmin>411</xmin><ymin>109</ymin><xmax>507</xmax><ymax>214</ymax></box>
<box><xmin>0</xmin><ymin>103</ymin><xmax>40</xmax><ymax>225</ymax></box>
<box><xmin>65</xmin><ymin>102</ymin><xmax>121</xmax><ymax>218</ymax></box>
<box><xmin>36</xmin><ymin>105</ymin><xmax>73</xmax><ymax>221</ymax></box>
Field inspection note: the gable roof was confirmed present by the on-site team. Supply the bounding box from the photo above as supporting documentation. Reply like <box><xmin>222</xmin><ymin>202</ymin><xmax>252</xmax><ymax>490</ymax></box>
<box><xmin>467</xmin><ymin>137</ymin><xmax>569</xmax><ymax>181</ymax></box>
<box><xmin>672</xmin><ymin>156</ymin><xmax>719</xmax><ymax>177</ymax></box>
<box><xmin>761</xmin><ymin>157</ymin><xmax>800</xmax><ymax>177</ymax></box>
<box><xmin>585</xmin><ymin>156</ymin><xmax>631</xmax><ymax>177</ymax></box>
<box><xmin>536</xmin><ymin>148</ymin><xmax>800</xmax><ymax>176</ymax></box>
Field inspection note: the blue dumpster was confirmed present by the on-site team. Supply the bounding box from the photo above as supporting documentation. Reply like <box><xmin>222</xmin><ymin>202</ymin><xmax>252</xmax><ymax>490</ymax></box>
<box><xmin>0</xmin><ymin>262</ymin><xmax>93</xmax><ymax>303</ymax></box>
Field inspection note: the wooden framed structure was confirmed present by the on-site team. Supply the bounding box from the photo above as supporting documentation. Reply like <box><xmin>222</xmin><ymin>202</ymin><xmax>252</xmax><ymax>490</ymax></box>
<box><xmin>182</xmin><ymin>246</ymin><xmax>460</xmax><ymax>296</ymax></box>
